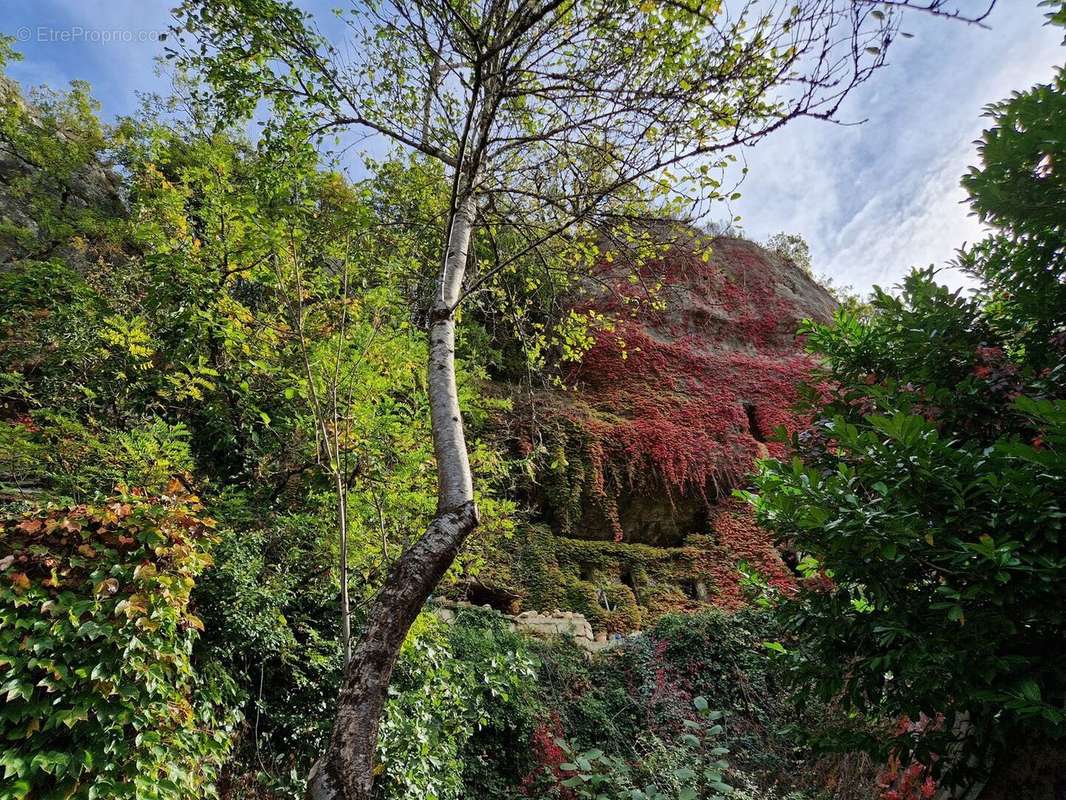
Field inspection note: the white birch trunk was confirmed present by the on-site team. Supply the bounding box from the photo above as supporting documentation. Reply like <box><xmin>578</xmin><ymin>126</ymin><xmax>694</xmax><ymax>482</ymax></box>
<box><xmin>307</xmin><ymin>191</ymin><xmax>480</xmax><ymax>800</ymax></box>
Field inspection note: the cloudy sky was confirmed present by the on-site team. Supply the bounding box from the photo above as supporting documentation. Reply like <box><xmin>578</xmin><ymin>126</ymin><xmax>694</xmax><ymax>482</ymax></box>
<box><xmin>5</xmin><ymin>2</ymin><xmax>1063</xmax><ymax>293</ymax></box>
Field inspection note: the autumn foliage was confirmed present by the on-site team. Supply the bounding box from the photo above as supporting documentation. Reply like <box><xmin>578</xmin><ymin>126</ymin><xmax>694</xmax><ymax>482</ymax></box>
<box><xmin>509</xmin><ymin>234</ymin><xmax>826</xmax><ymax>613</ymax></box>
<box><xmin>0</xmin><ymin>485</ymin><xmax>237</xmax><ymax>800</ymax></box>
<box><xmin>561</xmin><ymin>236</ymin><xmax>825</xmax><ymax>501</ymax></box>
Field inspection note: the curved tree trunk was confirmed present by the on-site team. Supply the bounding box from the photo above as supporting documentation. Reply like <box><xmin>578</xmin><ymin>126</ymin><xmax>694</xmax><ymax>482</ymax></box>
<box><xmin>307</xmin><ymin>192</ymin><xmax>479</xmax><ymax>800</ymax></box>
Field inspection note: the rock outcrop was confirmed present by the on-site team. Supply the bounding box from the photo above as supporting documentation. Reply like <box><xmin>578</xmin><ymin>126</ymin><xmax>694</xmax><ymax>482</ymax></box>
<box><xmin>468</xmin><ymin>230</ymin><xmax>836</xmax><ymax>631</ymax></box>
<box><xmin>434</xmin><ymin>599</ymin><xmax>631</xmax><ymax>653</ymax></box>
<box><xmin>0</xmin><ymin>76</ymin><xmax>125</xmax><ymax>271</ymax></box>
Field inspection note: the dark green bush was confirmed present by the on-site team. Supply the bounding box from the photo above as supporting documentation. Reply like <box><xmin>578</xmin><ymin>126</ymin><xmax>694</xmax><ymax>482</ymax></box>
<box><xmin>507</xmin><ymin>609</ymin><xmax>831</xmax><ymax>798</ymax></box>
<box><xmin>376</xmin><ymin>609</ymin><xmax>541</xmax><ymax>800</ymax></box>
<box><xmin>195</xmin><ymin>507</ymin><xmax>348</xmax><ymax>798</ymax></box>
<box><xmin>631</xmin><ymin>613</ymin><xmax>803</xmax><ymax>773</ymax></box>
<box><xmin>747</xmin><ymin>65</ymin><xmax>1066</xmax><ymax>792</ymax></box>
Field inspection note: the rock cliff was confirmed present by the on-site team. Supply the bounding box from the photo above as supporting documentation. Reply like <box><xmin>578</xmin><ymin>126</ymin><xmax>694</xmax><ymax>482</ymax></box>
<box><xmin>468</xmin><ymin>231</ymin><xmax>836</xmax><ymax>632</ymax></box>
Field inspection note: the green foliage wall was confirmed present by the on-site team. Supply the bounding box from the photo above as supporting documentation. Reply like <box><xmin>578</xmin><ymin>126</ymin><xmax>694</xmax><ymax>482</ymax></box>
<box><xmin>375</xmin><ymin>611</ymin><xmax>540</xmax><ymax>800</ymax></box>
<box><xmin>0</xmin><ymin>60</ymin><xmax>517</xmax><ymax>798</ymax></box>
<box><xmin>0</xmin><ymin>490</ymin><xmax>239</xmax><ymax>800</ymax></box>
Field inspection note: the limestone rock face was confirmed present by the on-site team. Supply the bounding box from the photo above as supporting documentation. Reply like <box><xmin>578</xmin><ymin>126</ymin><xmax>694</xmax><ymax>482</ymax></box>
<box><xmin>434</xmin><ymin>600</ymin><xmax>610</xmax><ymax>652</ymax></box>
<box><xmin>0</xmin><ymin>76</ymin><xmax>125</xmax><ymax>270</ymax></box>
<box><xmin>470</xmin><ymin>231</ymin><xmax>835</xmax><ymax>630</ymax></box>
<box><xmin>638</xmin><ymin>233</ymin><xmax>836</xmax><ymax>353</ymax></box>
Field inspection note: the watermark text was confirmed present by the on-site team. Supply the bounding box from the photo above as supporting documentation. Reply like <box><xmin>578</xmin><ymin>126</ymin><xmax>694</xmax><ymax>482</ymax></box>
<box><xmin>16</xmin><ymin>26</ymin><xmax>167</xmax><ymax>45</ymax></box>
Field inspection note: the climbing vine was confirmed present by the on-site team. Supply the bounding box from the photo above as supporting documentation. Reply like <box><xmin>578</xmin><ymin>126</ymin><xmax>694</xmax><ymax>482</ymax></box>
<box><xmin>490</xmin><ymin>236</ymin><xmax>822</xmax><ymax>624</ymax></box>
<box><xmin>0</xmin><ymin>485</ymin><xmax>238</xmax><ymax>800</ymax></box>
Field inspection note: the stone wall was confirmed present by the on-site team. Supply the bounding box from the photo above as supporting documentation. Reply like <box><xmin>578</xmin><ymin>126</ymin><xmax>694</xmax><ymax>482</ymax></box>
<box><xmin>433</xmin><ymin>599</ymin><xmax>638</xmax><ymax>653</ymax></box>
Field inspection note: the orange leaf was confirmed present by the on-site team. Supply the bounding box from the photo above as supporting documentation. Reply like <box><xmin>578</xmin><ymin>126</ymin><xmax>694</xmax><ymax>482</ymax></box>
<box><xmin>10</xmin><ymin>572</ymin><xmax>30</xmax><ymax>592</ymax></box>
<box><xmin>16</xmin><ymin>518</ymin><xmax>42</xmax><ymax>535</ymax></box>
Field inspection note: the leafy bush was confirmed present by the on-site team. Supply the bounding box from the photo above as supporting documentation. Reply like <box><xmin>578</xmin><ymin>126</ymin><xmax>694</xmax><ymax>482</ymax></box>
<box><xmin>197</xmin><ymin>508</ymin><xmax>346</xmax><ymax>797</ymax></box>
<box><xmin>376</xmin><ymin>610</ymin><xmax>540</xmax><ymax>800</ymax></box>
<box><xmin>0</xmin><ymin>487</ymin><xmax>239</xmax><ymax>799</ymax></box>
<box><xmin>515</xmin><ymin>609</ymin><xmax>850</xmax><ymax>799</ymax></box>
<box><xmin>536</xmin><ymin>610</ymin><xmax>806</xmax><ymax>779</ymax></box>
<box><xmin>548</xmin><ymin>697</ymin><xmax>734</xmax><ymax>800</ymax></box>
<box><xmin>747</xmin><ymin>63</ymin><xmax>1066</xmax><ymax>790</ymax></box>
<box><xmin>1</xmin><ymin>414</ymin><xmax>195</xmax><ymax>501</ymax></box>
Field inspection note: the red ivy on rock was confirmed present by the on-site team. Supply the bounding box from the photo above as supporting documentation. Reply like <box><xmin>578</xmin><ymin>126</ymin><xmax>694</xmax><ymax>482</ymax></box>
<box><xmin>557</xmin><ymin>237</ymin><xmax>825</xmax><ymax>503</ymax></box>
<box><xmin>702</xmin><ymin>500</ymin><xmax>796</xmax><ymax>608</ymax></box>
<box><xmin>524</xmin><ymin>236</ymin><xmax>829</xmax><ymax>610</ymax></box>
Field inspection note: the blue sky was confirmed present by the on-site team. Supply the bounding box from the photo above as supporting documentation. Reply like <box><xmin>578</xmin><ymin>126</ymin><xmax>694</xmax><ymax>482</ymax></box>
<box><xmin>4</xmin><ymin>2</ymin><xmax>1063</xmax><ymax>294</ymax></box>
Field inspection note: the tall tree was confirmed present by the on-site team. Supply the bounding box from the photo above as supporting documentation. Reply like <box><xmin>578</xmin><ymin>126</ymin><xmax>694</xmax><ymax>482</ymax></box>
<box><xmin>169</xmin><ymin>1</ymin><xmax>995</xmax><ymax>797</ymax></box>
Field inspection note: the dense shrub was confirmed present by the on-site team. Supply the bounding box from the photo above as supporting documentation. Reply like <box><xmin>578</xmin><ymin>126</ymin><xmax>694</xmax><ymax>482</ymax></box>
<box><xmin>748</xmin><ymin>64</ymin><xmax>1066</xmax><ymax>792</ymax></box>
<box><xmin>376</xmin><ymin>609</ymin><xmax>540</xmax><ymax>800</ymax></box>
<box><xmin>541</xmin><ymin>697</ymin><xmax>735</xmax><ymax>800</ymax></box>
<box><xmin>513</xmin><ymin>609</ymin><xmax>854</xmax><ymax>799</ymax></box>
<box><xmin>196</xmin><ymin>505</ymin><xmax>345</xmax><ymax>793</ymax></box>
<box><xmin>0</xmin><ymin>66</ymin><xmax>514</xmax><ymax>800</ymax></box>
<box><xmin>536</xmin><ymin>610</ymin><xmax>799</xmax><ymax>777</ymax></box>
<box><xmin>0</xmin><ymin>487</ymin><xmax>239</xmax><ymax>799</ymax></box>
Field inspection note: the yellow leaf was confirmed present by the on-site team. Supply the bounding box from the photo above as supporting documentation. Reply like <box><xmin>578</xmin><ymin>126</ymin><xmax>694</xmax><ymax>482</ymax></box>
<box><xmin>133</xmin><ymin>562</ymin><xmax>157</xmax><ymax>581</ymax></box>
<box><xmin>124</xmin><ymin>594</ymin><xmax>148</xmax><ymax>617</ymax></box>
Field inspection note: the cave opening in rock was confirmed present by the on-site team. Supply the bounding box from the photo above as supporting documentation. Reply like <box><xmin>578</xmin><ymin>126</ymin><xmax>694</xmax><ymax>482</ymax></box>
<box><xmin>691</xmin><ymin>504</ymin><xmax>711</xmax><ymax>537</ymax></box>
<box><xmin>742</xmin><ymin>401</ymin><xmax>766</xmax><ymax>443</ymax></box>
<box><xmin>619</xmin><ymin>568</ymin><xmax>640</xmax><ymax>604</ymax></box>
<box><xmin>464</xmin><ymin>582</ymin><xmax>520</xmax><ymax>614</ymax></box>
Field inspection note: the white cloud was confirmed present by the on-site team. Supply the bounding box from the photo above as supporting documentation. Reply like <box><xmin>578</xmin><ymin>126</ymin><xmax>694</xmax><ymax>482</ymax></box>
<box><xmin>734</xmin><ymin>3</ymin><xmax>1063</xmax><ymax>294</ymax></box>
